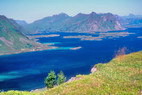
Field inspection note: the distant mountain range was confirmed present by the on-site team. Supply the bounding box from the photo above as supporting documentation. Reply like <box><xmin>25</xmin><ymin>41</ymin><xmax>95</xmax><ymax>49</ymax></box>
<box><xmin>16</xmin><ymin>12</ymin><xmax>142</xmax><ymax>34</ymax></box>
<box><xmin>16</xmin><ymin>20</ymin><xmax>28</xmax><ymax>27</ymax></box>
<box><xmin>21</xmin><ymin>12</ymin><xmax>125</xmax><ymax>34</ymax></box>
<box><xmin>120</xmin><ymin>14</ymin><xmax>142</xmax><ymax>28</ymax></box>
<box><xmin>1</xmin><ymin>12</ymin><xmax>142</xmax><ymax>54</ymax></box>
<box><xmin>0</xmin><ymin>15</ymin><xmax>39</xmax><ymax>54</ymax></box>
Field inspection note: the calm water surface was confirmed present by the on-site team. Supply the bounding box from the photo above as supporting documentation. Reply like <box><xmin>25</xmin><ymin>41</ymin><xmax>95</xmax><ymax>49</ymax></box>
<box><xmin>0</xmin><ymin>28</ymin><xmax>142</xmax><ymax>91</ymax></box>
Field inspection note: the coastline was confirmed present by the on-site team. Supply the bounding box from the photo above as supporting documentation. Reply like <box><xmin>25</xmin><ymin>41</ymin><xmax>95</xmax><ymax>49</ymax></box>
<box><xmin>0</xmin><ymin>46</ymin><xmax>58</xmax><ymax>56</ymax></box>
<box><xmin>28</xmin><ymin>34</ymin><xmax>60</xmax><ymax>39</ymax></box>
<box><xmin>0</xmin><ymin>46</ymin><xmax>82</xmax><ymax>56</ymax></box>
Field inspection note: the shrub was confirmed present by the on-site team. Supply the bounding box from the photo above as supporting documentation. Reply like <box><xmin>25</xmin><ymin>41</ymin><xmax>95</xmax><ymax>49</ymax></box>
<box><xmin>44</xmin><ymin>71</ymin><xmax>56</xmax><ymax>88</ymax></box>
<box><xmin>57</xmin><ymin>71</ymin><xmax>66</xmax><ymax>85</ymax></box>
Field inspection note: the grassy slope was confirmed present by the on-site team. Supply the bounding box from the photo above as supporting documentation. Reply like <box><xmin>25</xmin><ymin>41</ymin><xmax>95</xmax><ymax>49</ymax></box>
<box><xmin>0</xmin><ymin>16</ymin><xmax>35</xmax><ymax>54</ymax></box>
<box><xmin>1</xmin><ymin>51</ymin><xmax>142</xmax><ymax>95</ymax></box>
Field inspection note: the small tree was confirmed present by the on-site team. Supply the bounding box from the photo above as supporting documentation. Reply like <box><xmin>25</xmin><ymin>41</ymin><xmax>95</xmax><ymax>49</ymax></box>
<box><xmin>44</xmin><ymin>71</ymin><xmax>56</xmax><ymax>88</ymax></box>
<box><xmin>57</xmin><ymin>71</ymin><xmax>66</xmax><ymax>85</ymax></box>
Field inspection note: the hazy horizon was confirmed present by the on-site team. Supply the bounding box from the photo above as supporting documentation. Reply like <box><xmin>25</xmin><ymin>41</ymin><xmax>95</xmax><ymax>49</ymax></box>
<box><xmin>0</xmin><ymin>0</ymin><xmax>142</xmax><ymax>23</ymax></box>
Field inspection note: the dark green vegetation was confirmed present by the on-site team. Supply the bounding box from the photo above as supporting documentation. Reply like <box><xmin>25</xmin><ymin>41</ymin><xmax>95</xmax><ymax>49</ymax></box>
<box><xmin>57</xmin><ymin>71</ymin><xmax>66</xmax><ymax>85</ymax></box>
<box><xmin>45</xmin><ymin>71</ymin><xmax>57</xmax><ymax>88</ymax></box>
<box><xmin>1</xmin><ymin>51</ymin><xmax>142</xmax><ymax>95</ymax></box>
<box><xmin>0</xmin><ymin>15</ymin><xmax>44</xmax><ymax>55</ymax></box>
<box><xmin>45</xmin><ymin>71</ymin><xmax>66</xmax><ymax>88</ymax></box>
<box><xmin>25</xmin><ymin>12</ymin><xmax>124</xmax><ymax>33</ymax></box>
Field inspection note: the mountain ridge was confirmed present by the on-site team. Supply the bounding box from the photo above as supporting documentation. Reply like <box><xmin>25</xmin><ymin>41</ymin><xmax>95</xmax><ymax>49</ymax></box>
<box><xmin>0</xmin><ymin>15</ymin><xmax>46</xmax><ymax>55</ymax></box>
<box><xmin>25</xmin><ymin>12</ymin><xmax>124</xmax><ymax>33</ymax></box>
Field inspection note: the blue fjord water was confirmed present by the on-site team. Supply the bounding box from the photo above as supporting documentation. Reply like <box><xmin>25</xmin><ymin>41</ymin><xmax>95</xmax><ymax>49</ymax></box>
<box><xmin>0</xmin><ymin>28</ymin><xmax>142</xmax><ymax>91</ymax></box>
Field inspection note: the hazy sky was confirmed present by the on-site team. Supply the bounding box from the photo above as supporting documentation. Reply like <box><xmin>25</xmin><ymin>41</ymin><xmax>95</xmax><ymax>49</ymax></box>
<box><xmin>0</xmin><ymin>0</ymin><xmax>142</xmax><ymax>23</ymax></box>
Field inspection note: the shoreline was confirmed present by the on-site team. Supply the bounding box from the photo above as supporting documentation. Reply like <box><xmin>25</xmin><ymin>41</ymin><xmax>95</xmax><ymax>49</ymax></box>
<box><xmin>0</xmin><ymin>46</ymin><xmax>58</xmax><ymax>56</ymax></box>
<box><xmin>0</xmin><ymin>46</ymin><xmax>82</xmax><ymax>56</ymax></box>
<box><xmin>28</xmin><ymin>34</ymin><xmax>60</xmax><ymax>39</ymax></box>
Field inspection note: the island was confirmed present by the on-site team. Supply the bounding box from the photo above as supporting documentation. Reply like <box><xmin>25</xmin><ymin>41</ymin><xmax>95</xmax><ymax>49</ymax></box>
<box><xmin>28</xmin><ymin>34</ymin><xmax>60</xmax><ymax>39</ymax></box>
<box><xmin>70</xmin><ymin>46</ymin><xmax>82</xmax><ymax>50</ymax></box>
<box><xmin>63</xmin><ymin>32</ymin><xmax>134</xmax><ymax>41</ymax></box>
<box><xmin>137</xmin><ymin>36</ymin><xmax>142</xmax><ymax>38</ymax></box>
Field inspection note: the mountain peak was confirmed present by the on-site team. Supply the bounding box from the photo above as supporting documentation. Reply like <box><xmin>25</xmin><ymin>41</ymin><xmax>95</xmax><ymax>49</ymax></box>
<box><xmin>90</xmin><ymin>12</ymin><xmax>97</xmax><ymax>16</ymax></box>
<box><xmin>75</xmin><ymin>13</ymin><xmax>88</xmax><ymax>17</ymax></box>
<box><xmin>53</xmin><ymin>13</ymin><xmax>69</xmax><ymax>18</ymax></box>
<box><xmin>91</xmin><ymin>12</ymin><xmax>97</xmax><ymax>14</ymax></box>
<box><xmin>128</xmin><ymin>13</ymin><xmax>135</xmax><ymax>17</ymax></box>
<box><xmin>28</xmin><ymin>12</ymin><xmax>124</xmax><ymax>33</ymax></box>
<box><xmin>0</xmin><ymin>15</ymin><xmax>9</xmax><ymax>21</ymax></box>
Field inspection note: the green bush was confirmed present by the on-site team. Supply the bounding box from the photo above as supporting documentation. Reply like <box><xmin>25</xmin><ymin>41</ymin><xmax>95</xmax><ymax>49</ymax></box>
<box><xmin>57</xmin><ymin>71</ymin><xmax>66</xmax><ymax>85</ymax></box>
<box><xmin>44</xmin><ymin>71</ymin><xmax>56</xmax><ymax>88</ymax></box>
<box><xmin>44</xmin><ymin>71</ymin><xmax>66</xmax><ymax>88</ymax></box>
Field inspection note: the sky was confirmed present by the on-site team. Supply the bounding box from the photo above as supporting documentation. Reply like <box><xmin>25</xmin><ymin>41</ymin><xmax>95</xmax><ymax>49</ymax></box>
<box><xmin>0</xmin><ymin>0</ymin><xmax>142</xmax><ymax>23</ymax></box>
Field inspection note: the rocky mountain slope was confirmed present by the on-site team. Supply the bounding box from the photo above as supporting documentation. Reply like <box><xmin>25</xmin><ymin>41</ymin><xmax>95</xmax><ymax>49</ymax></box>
<box><xmin>26</xmin><ymin>12</ymin><xmax>124</xmax><ymax>33</ymax></box>
<box><xmin>0</xmin><ymin>15</ymin><xmax>40</xmax><ymax>55</ymax></box>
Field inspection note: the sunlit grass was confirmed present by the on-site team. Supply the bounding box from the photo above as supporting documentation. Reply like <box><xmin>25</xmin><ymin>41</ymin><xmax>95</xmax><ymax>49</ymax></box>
<box><xmin>1</xmin><ymin>51</ymin><xmax>142</xmax><ymax>95</ymax></box>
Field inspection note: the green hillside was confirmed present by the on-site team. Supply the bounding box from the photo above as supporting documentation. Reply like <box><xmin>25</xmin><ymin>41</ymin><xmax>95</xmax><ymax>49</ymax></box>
<box><xmin>0</xmin><ymin>15</ymin><xmax>38</xmax><ymax>55</ymax></box>
<box><xmin>0</xmin><ymin>51</ymin><xmax>142</xmax><ymax>95</ymax></box>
